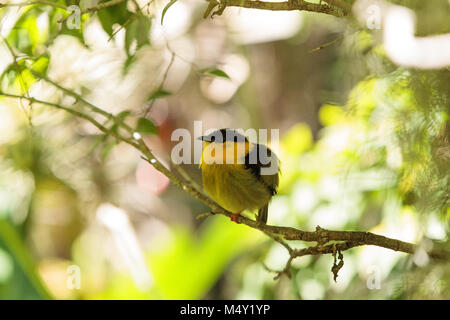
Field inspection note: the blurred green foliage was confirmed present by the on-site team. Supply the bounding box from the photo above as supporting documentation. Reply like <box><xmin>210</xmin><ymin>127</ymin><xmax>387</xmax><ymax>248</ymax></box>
<box><xmin>0</xmin><ymin>0</ymin><xmax>448</xmax><ymax>300</ymax></box>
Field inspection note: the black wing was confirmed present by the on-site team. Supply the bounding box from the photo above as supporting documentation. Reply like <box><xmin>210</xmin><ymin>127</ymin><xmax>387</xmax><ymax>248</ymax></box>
<box><xmin>244</xmin><ymin>143</ymin><xmax>279</xmax><ymax>196</ymax></box>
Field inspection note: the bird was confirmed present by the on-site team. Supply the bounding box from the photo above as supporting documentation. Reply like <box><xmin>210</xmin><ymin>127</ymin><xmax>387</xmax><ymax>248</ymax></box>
<box><xmin>198</xmin><ymin>128</ymin><xmax>279</xmax><ymax>224</ymax></box>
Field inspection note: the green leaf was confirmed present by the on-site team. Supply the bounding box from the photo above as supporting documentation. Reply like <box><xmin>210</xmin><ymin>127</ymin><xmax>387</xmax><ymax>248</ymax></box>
<box><xmin>47</xmin><ymin>7</ymin><xmax>86</xmax><ymax>46</ymax></box>
<box><xmin>0</xmin><ymin>218</ymin><xmax>53</xmax><ymax>300</ymax></box>
<box><xmin>136</xmin><ymin>117</ymin><xmax>158</xmax><ymax>135</ymax></box>
<box><xmin>148</xmin><ymin>89</ymin><xmax>171</xmax><ymax>101</ymax></box>
<box><xmin>200</xmin><ymin>68</ymin><xmax>231</xmax><ymax>79</ymax></box>
<box><xmin>22</xmin><ymin>15</ymin><xmax>40</xmax><ymax>46</ymax></box>
<box><xmin>31</xmin><ymin>55</ymin><xmax>50</xmax><ymax>74</ymax></box>
<box><xmin>116</xmin><ymin>110</ymin><xmax>132</xmax><ymax>121</ymax></box>
<box><xmin>7</xmin><ymin>11</ymin><xmax>38</xmax><ymax>56</ymax></box>
<box><xmin>1</xmin><ymin>55</ymin><xmax>49</xmax><ymax>93</ymax></box>
<box><xmin>98</xmin><ymin>1</ymin><xmax>132</xmax><ymax>36</ymax></box>
<box><xmin>125</xmin><ymin>15</ymin><xmax>151</xmax><ymax>56</ymax></box>
<box><xmin>15</xmin><ymin>69</ymin><xmax>37</xmax><ymax>93</ymax></box>
<box><xmin>161</xmin><ymin>0</ymin><xmax>177</xmax><ymax>25</ymax></box>
<box><xmin>122</xmin><ymin>55</ymin><xmax>137</xmax><ymax>75</ymax></box>
<box><xmin>0</xmin><ymin>65</ymin><xmax>18</xmax><ymax>89</ymax></box>
<box><xmin>147</xmin><ymin>217</ymin><xmax>261</xmax><ymax>299</ymax></box>
<box><xmin>281</xmin><ymin>123</ymin><xmax>312</xmax><ymax>155</ymax></box>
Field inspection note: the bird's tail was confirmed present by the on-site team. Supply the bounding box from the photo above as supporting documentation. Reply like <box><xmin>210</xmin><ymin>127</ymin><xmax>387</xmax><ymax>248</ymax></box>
<box><xmin>257</xmin><ymin>204</ymin><xmax>268</xmax><ymax>224</ymax></box>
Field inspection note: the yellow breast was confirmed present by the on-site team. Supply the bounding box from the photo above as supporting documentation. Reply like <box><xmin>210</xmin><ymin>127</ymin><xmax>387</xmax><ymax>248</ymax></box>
<box><xmin>200</xmin><ymin>141</ymin><xmax>272</xmax><ymax>213</ymax></box>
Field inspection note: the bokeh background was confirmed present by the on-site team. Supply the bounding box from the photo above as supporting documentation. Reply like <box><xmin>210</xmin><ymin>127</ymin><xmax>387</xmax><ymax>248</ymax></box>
<box><xmin>0</xmin><ymin>0</ymin><xmax>449</xmax><ymax>299</ymax></box>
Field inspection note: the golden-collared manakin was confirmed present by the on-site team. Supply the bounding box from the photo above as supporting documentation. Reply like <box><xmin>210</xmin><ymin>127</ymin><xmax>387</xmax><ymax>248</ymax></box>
<box><xmin>199</xmin><ymin>129</ymin><xmax>279</xmax><ymax>224</ymax></box>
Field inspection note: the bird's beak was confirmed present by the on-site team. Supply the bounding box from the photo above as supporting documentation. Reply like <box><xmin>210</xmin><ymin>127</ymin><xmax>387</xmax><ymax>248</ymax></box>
<box><xmin>198</xmin><ymin>136</ymin><xmax>207</xmax><ymax>141</ymax></box>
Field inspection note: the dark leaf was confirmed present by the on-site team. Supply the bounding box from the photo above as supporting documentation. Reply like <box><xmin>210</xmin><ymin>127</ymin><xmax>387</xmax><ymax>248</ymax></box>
<box><xmin>136</xmin><ymin>117</ymin><xmax>158</xmax><ymax>135</ymax></box>
<box><xmin>31</xmin><ymin>54</ymin><xmax>50</xmax><ymax>75</ymax></box>
<box><xmin>110</xmin><ymin>124</ymin><xmax>119</xmax><ymax>134</ymax></box>
<box><xmin>98</xmin><ymin>1</ymin><xmax>132</xmax><ymax>36</ymax></box>
<box><xmin>116</xmin><ymin>110</ymin><xmax>132</xmax><ymax>121</ymax></box>
<box><xmin>122</xmin><ymin>55</ymin><xmax>137</xmax><ymax>75</ymax></box>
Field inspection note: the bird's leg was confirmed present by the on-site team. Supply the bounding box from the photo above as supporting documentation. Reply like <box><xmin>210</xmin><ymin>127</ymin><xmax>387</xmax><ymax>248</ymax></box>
<box><xmin>230</xmin><ymin>213</ymin><xmax>241</xmax><ymax>224</ymax></box>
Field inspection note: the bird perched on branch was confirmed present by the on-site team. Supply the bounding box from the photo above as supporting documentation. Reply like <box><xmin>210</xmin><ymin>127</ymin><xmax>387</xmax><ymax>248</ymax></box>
<box><xmin>199</xmin><ymin>128</ymin><xmax>279</xmax><ymax>224</ymax></box>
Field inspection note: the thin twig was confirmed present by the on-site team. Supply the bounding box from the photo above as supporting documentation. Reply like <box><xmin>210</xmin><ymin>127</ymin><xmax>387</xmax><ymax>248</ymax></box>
<box><xmin>144</xmin><ymin>51</ymin><xmax>175</xmax><ymax>117</ymax></box>
<box><xmin>203</xmin><ymin>0</ymin><xmax>348</xmax><ymax>19</ymax></box>
<box><xmin>31</xmin><ymin>71</ymin><xmax>134</xmax><ymax>134</ymax></box>
<box><xmin>3</xmin><ymin>38</ymin><xmax>33</xmax><ymax>126</ymax></box>
<box><xmin>309</xmin><ymin>34</ymin><xmax>344</xmax><ymax>53</ymax></box>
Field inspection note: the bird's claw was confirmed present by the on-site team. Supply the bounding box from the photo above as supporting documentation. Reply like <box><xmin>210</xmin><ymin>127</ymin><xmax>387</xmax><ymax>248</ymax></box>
<box><xmin>231</xmin><ymin>213</ymin><xmax>241</xmax><ymax>224</ymax></box>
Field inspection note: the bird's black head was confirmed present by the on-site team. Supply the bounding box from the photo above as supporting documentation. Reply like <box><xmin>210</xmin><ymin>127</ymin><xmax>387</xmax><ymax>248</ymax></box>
<box><xmin>198</xmin><ymin>128</ymin><xmax>248</xmax><ymax>143</ymax></box>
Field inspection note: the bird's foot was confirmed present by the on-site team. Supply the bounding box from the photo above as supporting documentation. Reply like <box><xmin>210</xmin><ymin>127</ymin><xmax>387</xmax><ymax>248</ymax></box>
<box><xmin>230</xmin><ymin>213</ymin><xmax>241</xmax><ymax>224</ymax></box>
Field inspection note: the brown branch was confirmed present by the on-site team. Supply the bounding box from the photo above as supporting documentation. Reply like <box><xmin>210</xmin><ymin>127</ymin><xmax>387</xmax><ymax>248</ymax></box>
<box><xmin>0</xmin><ymin>92</ymin><xmax>136</xmax><ymax>146</ymax></box>
<box><xmin>0</xmin><ymin>0</ymin><xmax>130</xmax><ymax>25</ymax></box>
<box><xmin>203</xmin><ymin>0</ymin><xmax>349</xmax><ymax>19</ymax></box>
<box><xmin>1</xmin><ymin>82</ymin><xmax>449</xmax><ymax>283</ymax></box>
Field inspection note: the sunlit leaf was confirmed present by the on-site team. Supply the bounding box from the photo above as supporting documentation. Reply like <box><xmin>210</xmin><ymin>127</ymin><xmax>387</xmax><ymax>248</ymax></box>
<box><xmin>0</xmin><ymin>218</ymin><xmax>53</xmax><ymax>300</ymax></box>
<box><xmin>8</xmin><ymin>13</ymin><xmax>37</xmax><ymax>55</ymax></box>
<box><xmin>319</xmin><ymin>104</ymin><xmax>344</xmax><ymax>126</ymax></box>
<box><xmin>15</xmin><ymin>69</ymin><xmax>36</xmax><ymax>93</ymax></box>
<box><xmin>282</xmin><ymin>123</ymin><xmax>313</xmax><ymax>154</ymax></box>
<box><xmin>347</xmin><ymin>78</ymin><xmax>377</xmax><ymax>119</ymax></box>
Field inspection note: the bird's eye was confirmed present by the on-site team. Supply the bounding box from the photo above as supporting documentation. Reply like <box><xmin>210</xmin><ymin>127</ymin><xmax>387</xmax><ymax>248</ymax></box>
<box><xmin>210</xmin><ymin>136</ymin><xmax>215</xmax><ymax>142</ymax></box>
